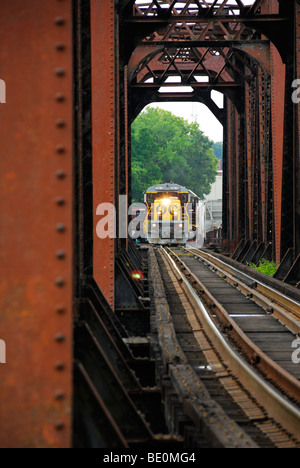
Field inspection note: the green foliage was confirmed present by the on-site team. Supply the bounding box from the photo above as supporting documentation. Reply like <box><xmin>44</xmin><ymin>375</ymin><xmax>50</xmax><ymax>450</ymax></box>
<box><xmin>131</xmin><ymin>107</ymin><xmax>219</xmax><ymax>203</ymax></box>
<box><xmin>212</xmin><ymin>141</ymin><xmax>223</xmax><ymax>169</ymax></box>
<box><xmin>212</xmin><ymin>141</ymin><xmax>223</xmax><ymax>161</ymax></box>
<box><xmin>247</xmin><ymin>259</ymin><xmax>278</xmax><ymax>277</ymax></box>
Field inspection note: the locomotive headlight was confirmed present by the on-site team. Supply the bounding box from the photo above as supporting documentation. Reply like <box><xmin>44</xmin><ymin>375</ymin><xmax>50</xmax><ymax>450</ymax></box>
<box><xmin>162</xmin><ymin>198</ymin><xmax>171</xmax><ymax>206</ymax></box>
<box><xmin>179</xmin><ymin>223</ymin><xmax>183</xmax><ymax>228</ymax></box>
<box><xmin>152</xmin><ymin>224</ymin><xmax>157</xmax><ymax>228</ymax></box>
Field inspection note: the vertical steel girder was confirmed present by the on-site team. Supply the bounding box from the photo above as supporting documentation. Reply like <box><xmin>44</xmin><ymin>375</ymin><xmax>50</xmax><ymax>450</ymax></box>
<box><xmin>224</xmin><ymin>100</ymin><xmax>237</xmax><ymax>244</ymax></box>
<box><xmin>0</xmin><ymin>0</ymin><xmax>73</xmax><ymax>447</ymax></box>
<box><xmin>223</xmin><ymin>61</ymin><xmax>274</xmax><ymax>258</ymax></box>
<box><xmin>222</xmin><ymin>0</ymin><xmax>296</xmax><ymax>267</ymax></box>
<box><xmin>91</xmin><ymin>0</ymin><xmax>131</xmax><ymax>306</ymax></box>
<box><xmin>273</xmin><ymin>0</ymin><xmax>300</xmax><ymax>268</ymax></box>
<box><xmin>294</xmin><ymin>0</ymin><xmax>300</xmax><ymax>259</ymax></box>
<box><xmin>91</xmin><ymin>0</ymin><xmax>116</xmax><ymax>309</ymax></box>
<box><xmin>270</xmin><ymin>44</ymin><xmax>285</xmax><ymax>263</ymax></box>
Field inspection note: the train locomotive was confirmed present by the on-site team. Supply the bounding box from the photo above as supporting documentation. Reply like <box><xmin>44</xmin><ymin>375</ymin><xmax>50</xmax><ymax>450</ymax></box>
<box><xmin>143</xmin><ymin>182</ymin><xmax>201</xmax><ymax>245</ymax></box>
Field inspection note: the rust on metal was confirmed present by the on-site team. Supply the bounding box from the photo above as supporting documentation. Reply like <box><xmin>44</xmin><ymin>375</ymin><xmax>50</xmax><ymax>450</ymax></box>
<box><xmin>91</xmin><ymin>0</ymin><xmax>116</xmax><ymax>309</ymax></box>
<box><xmin>0</xmin><ymin>0</ymin><xmax>73</xmax><ymax>448</ymax></box>
<box><xmin>270</xmin><ymin>44</ymin><xmax>285</xmax><ymax>264</ymax></box>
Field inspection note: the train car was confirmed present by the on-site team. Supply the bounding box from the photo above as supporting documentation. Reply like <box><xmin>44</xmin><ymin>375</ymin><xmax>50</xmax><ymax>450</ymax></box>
<box><xmin>143</xmin><ymin>182</ymin><xmax>201</xmax><ymax>245</ymax></box>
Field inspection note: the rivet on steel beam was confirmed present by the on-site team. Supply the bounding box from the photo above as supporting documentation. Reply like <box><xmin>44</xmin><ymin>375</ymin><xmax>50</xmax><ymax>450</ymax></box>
<box><xmin>55</xmin><ymin>277</ymin><xmax>65</xmax><ymax>288</ymax></box>
<box><xmin>56</xmin><ymin>169</ymin><xmax>66</xmax><ymax>179</ymax></box>
<box><xmin>56</xmin><ymin>68</ymin><xmax>66</xmax><ymax>77</ymax></box>
<box><xmin>56</xmin><ymin>250</ymin><xmax>66</xmax><ymax>259</ymax></box>
<box><xmin>55</xmin><ymin>17</ymin><xmax>65</xmax><ymax>26</ymax></box>
<box><xmin>56</xmin><ymin>119</ymin><xmax>66</xmax><ymax>128</ymax></box>
<box><xmin>56</xmin><ymin>223</ymin><xmax>66</xmax><ymax>232</ymax></box>
<box><xmin>54</xmin><ymin>422</ymin><xmax>65</xmax><ymax>431</ymax></box>
<box><xmin>54</xmin><ymin>391</ymin><xmax>65</xmax><ymax>401</ymax></box>
<box><xmin>56</xmin><ymin>145</ymin><xmax>66</xmax><ymax>154</ymax></box>
<box><xmin>55</xmin><ymin>333</ymin><xmax>66</xmax><ymax>343</ymax></box>
<box><xmin>55</xmin><ymin>197</ymin><xmax>66</xmax><ymax>206</ymax></box>
<box><xmin>55</xmin><ymin>305</ymin><xmax>66</xmax><ymax>315</ymax></box>
<box><xmin>55</xmin><ymin>93</ymin><xmax>66</xmax><ymax>102</ymax></box>
<box><xmin>56</xmin><ymin>43</ymin><xmax>66</xmax><ymax>51</ymax></box>
<box><xmin>55</xmin><ymin>361</ymin><xmax>65</xmax><ymax>371</ymax></box>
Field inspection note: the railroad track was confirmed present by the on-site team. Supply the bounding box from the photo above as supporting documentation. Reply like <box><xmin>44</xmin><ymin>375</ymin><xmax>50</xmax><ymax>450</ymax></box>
<box><xmin>148</xmin><ymin>245</ymin><xmax>300</xmax><ymax>448</ymax></box>
<box><xmin>188</xmin><ymin>247</ymin><xmax>300</xmax><ymax>334</ymax></box>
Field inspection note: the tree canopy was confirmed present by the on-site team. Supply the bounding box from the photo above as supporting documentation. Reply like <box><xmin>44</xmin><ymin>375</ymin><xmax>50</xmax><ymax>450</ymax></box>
<box><xmin>131</xmin><ymin>107</ymin><xmax>219</xmax><ymax>203</ymax></box>
<box><xmin>212</xmin><ymin>141</ymin><xmax>223</xmax><ymax>169</ymax></box>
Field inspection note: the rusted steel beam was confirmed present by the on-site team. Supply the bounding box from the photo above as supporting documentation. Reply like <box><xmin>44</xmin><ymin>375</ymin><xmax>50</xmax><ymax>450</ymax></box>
<box><xmin>137</xmin><ymin>40</ymin><xmax>270</xmax><ymax>47</ymax></box>
<box><xmin>280</xmin><ymin>1</ymin><xmax>297</xmax><ymax>262</ymax></box>
<box><xmin>91</xmin><ymin>0</ymin><xmax>116</xmax><ymax>309</ymax></box>
<box><xmin>270</xmin><ymin>44</ymin><xmax>285</xmax><ymax>264</ymax></box>
<box><xmin>225</xmin><ymin>97</ymin><xmax>245</xmax><ymax>249</ymax></box>
<box><xmin>131</xmin><ymin>82</ymin><xmax>241</xmax><ymax>88</ymax></box>
<box><xmin>125</xmin><ymin>15</ymin><xmax>286</xmax><ymax>24</ymax></box>
<box><xmin>258</xmin><ymin>71</ymin><xmax>268</xmax><ymax>244</ymax></box>
<box><xmin>124</xmin><ymin>65</ymin><xmax>130</xmax><ymax>250</ymax></box>
<box><xmin>0</xmin><ymin>0</ymin><xmax>73</xmax><ymax>448</ymax></box>
<box><xmin>245</xmin><ymin>81</ymin><xmax>253</xmax><ymax>241</ymax></box>
<box><xmin>294</xmin><ymin>0</ymin><xmax>300</xmax><ymax>259</ymax></box>
<box><xmin>225</xmin><ymin>99</ymin><xmax>235</xmax><ymax>244</ymax></box>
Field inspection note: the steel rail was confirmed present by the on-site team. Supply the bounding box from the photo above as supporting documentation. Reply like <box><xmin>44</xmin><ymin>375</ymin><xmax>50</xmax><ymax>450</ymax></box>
<box><xmin>161</xmin><ymin>247</ymin><xmax>300</xmax><ymax>438</ymax></box>
<box><xmin>188</xmin><ymin>247</ymin><xmax>300</xmax><ymax>333</ymax></box>
<box><xmin>149</xmin><ymin>247</ymin><xmax>259</xmax><ymax>447</ymax></box>
<box><xmin>166</xmin><ymin>247</ymin><xmax>300</xmax><ymax>398</ymax></box>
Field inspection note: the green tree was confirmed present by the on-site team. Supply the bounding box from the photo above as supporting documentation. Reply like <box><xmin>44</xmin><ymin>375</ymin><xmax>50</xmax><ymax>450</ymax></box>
<box><xmin>131</xmin><ymin>107</ymin><xmax>218</xmax><ymax>202</ymax></box>
<box><xmin>212</xmin><ymin>141</ymin><xmax>223</xmax><ymax>169</ymax></box>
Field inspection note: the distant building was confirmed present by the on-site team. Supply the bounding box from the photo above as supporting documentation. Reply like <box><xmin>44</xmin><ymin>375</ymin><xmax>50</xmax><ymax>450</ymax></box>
<box><xmin>204</xmin><ymin>170</ymin><xmax>223</xmax><ymax>233</ymax></box>
<box><xmin>194</xmin><ymin>170</ymin><xmax>223</xmax><ymax>247</ymax></box>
